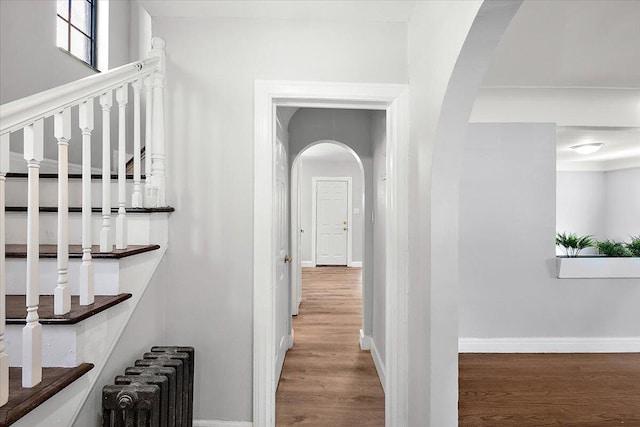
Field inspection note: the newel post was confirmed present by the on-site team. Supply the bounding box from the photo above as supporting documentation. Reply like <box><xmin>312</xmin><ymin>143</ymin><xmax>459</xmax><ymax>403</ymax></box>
<box><xmin>148</xmin><ymin>37</ymin><xmax>167</xmax><ymax>207</ymax></box>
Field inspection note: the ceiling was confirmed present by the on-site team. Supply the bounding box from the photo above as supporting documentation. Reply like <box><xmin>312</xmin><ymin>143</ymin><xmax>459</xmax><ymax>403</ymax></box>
<box><xmin>138</xmin><ymin>0</ymin><xmax>416</xmax><ymax>22</ymax></box>
<box><xmin>557</xmin><ymin>127</ymin><xmax>640</xmax><ymax>171</ymax></box>
<box><xmin>483</xmin><ymin>0</ymin><xmax>640</xmax><ymax>171</ymax></box>
<box><xmin>482</xmin><ymin>0</ymin><xmax>640</xmax><ymax>88</ymax></box>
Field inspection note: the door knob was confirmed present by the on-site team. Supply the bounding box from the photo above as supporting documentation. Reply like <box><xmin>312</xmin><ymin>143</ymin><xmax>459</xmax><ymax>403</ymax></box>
<box><xmin>284</xmin><ymin>255</ymin><xmax>292</xmax><ymax>263</ymax></box>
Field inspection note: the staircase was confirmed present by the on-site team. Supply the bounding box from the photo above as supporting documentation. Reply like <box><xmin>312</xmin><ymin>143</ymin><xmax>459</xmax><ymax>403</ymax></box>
<box><xmin>1</xmin><ymin>38</ymin><xmax>171</xmax><ymax>426</ymax></box>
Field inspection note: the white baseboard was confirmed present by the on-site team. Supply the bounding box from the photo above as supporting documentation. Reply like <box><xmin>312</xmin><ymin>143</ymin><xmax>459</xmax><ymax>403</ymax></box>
<box><xmin>194</xmin><ymin>421</ymin><xmax>252</xmax><ymax>427</ymax></box>
<box><xmin>459</xmin><ymin>337</ymin><xmax>640</xmax><ymax>353</ymax></box>
<box><xmin>350</xmin><ymin>261</ymin><xmax>363</xmax><ymax>267</ymax></box>
<box><xmin>301</xmin><ymin>261</ymin><xmax>315</xmax><ymax>268</ymax></box>
<box><xmin>289</xmin><ymin>328</ymin><xmax>294</xmax><ymax>349</ymax></box>
<box><xmin>370</xmin><ymin>338</ymin><xmax>386</xmax><ymax>393</ymax></box>
<box><xmin>359</xmin><ymin>329</ymin><xmax>371</xmax><ymax>350</ymax></box>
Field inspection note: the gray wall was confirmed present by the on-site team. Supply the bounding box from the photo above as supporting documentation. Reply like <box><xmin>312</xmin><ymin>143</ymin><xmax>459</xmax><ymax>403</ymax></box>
<box><xmin>154</xmin><ymin>17</ymin><xmax>407</xmax><ymax>421</ymax></box>
<box><xmin>460</xmin><ymin>123</ymin><xmax>640</xmax><ymax>339</ymax></box>
<box><xmin>298</xmin><ymin>157</ymin><xmax>364</xmax><ymax>264</ymax></box>
<box><xmin>371</xmin><ymin>111</ymin><xmax>386</xmax><ymax>364</ymax></box>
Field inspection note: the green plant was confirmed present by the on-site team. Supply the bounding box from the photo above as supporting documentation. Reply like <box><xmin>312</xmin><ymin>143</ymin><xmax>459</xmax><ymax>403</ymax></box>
<box><xmin>626</xmin><ymin>236</ymin><xmax>640</xmax><ymax>257</ymax></box>
<box><xmin>596</xmin><ymin>240</ymin><xmax>633</xmax><ymax>257</ymax></box>
<box><xmin>556</xmin><ymin>232</ymin><xmax>594</xmax><ymax>257</ymax></box>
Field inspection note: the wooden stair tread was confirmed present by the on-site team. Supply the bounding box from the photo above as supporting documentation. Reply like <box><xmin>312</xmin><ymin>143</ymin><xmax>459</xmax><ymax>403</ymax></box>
<box><xmin>6</xmin><ymin>206</ymin><xmax>175</xmax><ymax>213</ymax></box>
<box><xmin>5</xmin><ymin>244</ymin><xmax>160</xmax><ymax>259</ymax></box>
<box><xmin>0</xmin><ymin>364</ymin><xmax>94</xmax><ymax>427</ymax></box>
<box><xmin>5</xmin><ymin>294</ymin><xmax>132</xmax><ymax>325</ymax></box>
<box><xmin>6</xmin><ymin>172</ymin><xmax>144</xmax><ymax>180</ymax></box>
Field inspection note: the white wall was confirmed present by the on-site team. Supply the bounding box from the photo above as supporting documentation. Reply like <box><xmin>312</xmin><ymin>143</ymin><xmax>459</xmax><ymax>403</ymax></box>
<box><xmin>460</xmin><ymin>123</ymin><xmax>640</xmax><ymax>342</ymax></box>
<box><xmin>154</xmin><ymin>17</ymin><xmax>407</xmax><ymax>422</ymax></box>
<box><xmin>556</xmin><ymin>167</ymin><xmax>640</xmax><ymax>250</ymax></box>
<box><xmin>371</xmin><ymin>111</ymin><xmax>386</xmax><ymax>366</ymax></box>
<box><xmin>298</xmin><ymin>157</ymin><xmax>364</xmax><ymax>264</ymax></box>
<box><xmin>605</xmin><ymin>167</ymin><xmax>640</xmax><ymax>242</ymax></box>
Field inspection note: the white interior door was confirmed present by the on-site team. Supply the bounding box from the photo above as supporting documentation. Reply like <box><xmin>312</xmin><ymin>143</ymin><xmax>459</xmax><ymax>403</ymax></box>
<box><xmin>274</xmin><ymin>135</ymin><xmax>289</xmax><ymax>383</ymax></box>
<box><xmin>316</xmin><ymin>180</ymin><xmax>348</xmax><ymax>265</ymax></box>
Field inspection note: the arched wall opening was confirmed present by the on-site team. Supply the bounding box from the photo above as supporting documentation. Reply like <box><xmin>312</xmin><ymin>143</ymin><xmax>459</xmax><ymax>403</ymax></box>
<box><xmin>290</xmin><ymin>140</ymin><xmax>366</xmax><ymax>318</ymax></box>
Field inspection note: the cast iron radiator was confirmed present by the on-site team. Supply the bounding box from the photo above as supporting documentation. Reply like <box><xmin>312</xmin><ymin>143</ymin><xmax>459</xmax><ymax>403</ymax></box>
<box><xmin>102</xmin><ymin>346</ymin><xmax>195</xmax><ymax>427</ymax></box>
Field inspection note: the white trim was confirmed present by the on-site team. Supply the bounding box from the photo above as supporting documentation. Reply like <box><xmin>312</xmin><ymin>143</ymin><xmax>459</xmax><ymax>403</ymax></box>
<box><xmin>359</xmin><ymin>329</ymin><xmax>371</xmax><ymax>350</ymax></box>
<box><xmin>311</xmin><ymin>176</ymin><xmax>352</xmax><ymax>266</ymax></box>
<box><xmin>254</xmin><ymin>80</ymin><xmax>409</xmax><ymax>427</ymax></box>
<box><xmin>459</xmin><ymin>337</ymin><xmax>640</xmax><ymax>353</ymax></box>
<box><xmin>371</xmin><ymin>337</ymin><xmax>386</xmax><ymax>393</ymax></box>
<box><xmin>300</xmin><ymin>261</ymin><xmax>315</xmax><ymax>268</ymax></box>
<box><xmin>556</xmin><ymin>257</ymin><xmax>640</xmax><ymax>278</ymax></box>
<box><xmin>193</xmin><ymin>421</ymin><xmax>253</xmax><ymax>427</ymax></box>
<box><xmin>350</xmin><ymin>261</ymin><xmax>363</xmax><ymax>267</ymax></box>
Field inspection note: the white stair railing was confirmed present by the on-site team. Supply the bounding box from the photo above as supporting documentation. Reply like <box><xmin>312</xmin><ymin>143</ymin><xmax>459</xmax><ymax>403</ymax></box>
<box><xmin>0</xmin><ymin>37</ymin><xmax>167</xmax><ymax>399</ymax></box>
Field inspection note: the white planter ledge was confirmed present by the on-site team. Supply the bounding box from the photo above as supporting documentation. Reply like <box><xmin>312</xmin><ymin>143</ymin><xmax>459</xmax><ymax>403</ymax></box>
<box><xmin>556</xmin><ymin>256</ymin><xmax>640</xmax><ymax>279</ymax></box>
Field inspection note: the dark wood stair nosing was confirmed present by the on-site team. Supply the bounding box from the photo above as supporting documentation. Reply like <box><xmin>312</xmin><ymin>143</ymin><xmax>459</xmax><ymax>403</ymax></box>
<box><xmin>0</xmin><ymin>364</ymin><xmax>94</xmax><ymax>427</ymax></box>
<box><xmin>5</xmin><ymin>244</ymin><xmax>161</xmax><ymax>259</ymax></box>
<box><xmin>6</xmin><ymin>206</ymin><xmax>175</xmax><ymax>213</ymax></box>
<box><xmin>7</xmin><ymin>173</ymin><xmax>145</xmax><ymax>180</ymax></box>
<box><xmin>5</xmin><ymin>293</ymin><xmax>133</xmax><ymax>325</ymax></box>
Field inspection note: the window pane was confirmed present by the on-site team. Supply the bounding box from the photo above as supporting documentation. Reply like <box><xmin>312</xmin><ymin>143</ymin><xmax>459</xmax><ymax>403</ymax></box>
<box><xmin>56</xmin><ymin>17</ymin><xmax>68</xmax><ymax>49</ymax></box>
<box><xmin>57</xmin><ymin>0</ymin><xmax>69</xmax><ymax>19</ymax></box>
<box><xmin>70</xmin><ymin>28</ymin><xmax>91</xmax><ymax>63</ymax></box>
<box><xmin>70</xmin><ymin>0</ymin><xmax>91</xmax><ymax>34</ymax></box>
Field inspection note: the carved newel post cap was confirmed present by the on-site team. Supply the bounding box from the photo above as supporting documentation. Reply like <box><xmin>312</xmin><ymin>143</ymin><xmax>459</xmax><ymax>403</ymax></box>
<box><xmin>151</xmin><ymin>37</ymin><xmax>166</xmax><ymax>50</ymax></box>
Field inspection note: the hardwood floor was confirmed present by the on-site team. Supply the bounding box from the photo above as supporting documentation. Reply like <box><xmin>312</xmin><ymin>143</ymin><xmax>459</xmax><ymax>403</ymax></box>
<box><xmin>276</xmin><ymin>267</ymin><xmax>384</xmax><ymax>426</ymax></box>
<box><xmin>459</xmin><ymin>353</ymin><xmax>640</xmax><ymax>426</ymax></box>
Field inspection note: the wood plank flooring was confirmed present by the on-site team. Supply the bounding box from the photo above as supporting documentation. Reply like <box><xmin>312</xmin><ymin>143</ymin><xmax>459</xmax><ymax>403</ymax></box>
<box><xmin>276</xmin><ymin>267</ymin><xmax>384</xmax><ymax>426</ymax></box>
<box><xmin>459</xmin><ymin>353</ymin><xmax>640</xmax><ymax>426</ymax></box>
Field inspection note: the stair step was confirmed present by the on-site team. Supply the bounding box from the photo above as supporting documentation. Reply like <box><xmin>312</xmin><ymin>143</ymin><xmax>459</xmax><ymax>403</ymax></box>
<box><xmin>0</xmin><ymin>364</ymin><xmax>94</xmax><ymax>427</ymax></box>
<box><xmin>5</xmin><ymin>244</ymin><xmax>160</xmax><ymax>259</ymax></box>
<box><xmin>6</xmin><ymin>172</ymin><xmax>144</xmax><ymax>180</ymax></box>
<box><xmin>5</xmin><ymin>294</ymin><xmax>132</xmax><ymax>325</ymax></box>
<box><xmin>5</xmin><ymin>206</ymin><xmax>175</xmax><ymax>213</ymax></box>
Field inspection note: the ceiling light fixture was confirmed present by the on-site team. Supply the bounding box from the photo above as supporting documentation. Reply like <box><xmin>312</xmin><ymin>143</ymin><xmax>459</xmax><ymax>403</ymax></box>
<box><xmin>570</xmin><ymin>143</ymin><xmax>604</xmax><ymax>155</ymax></box>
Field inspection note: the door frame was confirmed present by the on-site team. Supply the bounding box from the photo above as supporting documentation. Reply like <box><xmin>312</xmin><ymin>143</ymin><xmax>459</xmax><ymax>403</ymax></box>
<box><xmin>254</xmin><ymin>80</ymin><xmax>409</xmax><ymax>426</ymax></box>
<box><xmin>311</xmin><ymin>176</ymin><xmax>353</xmax><ymax>267</ymax></box>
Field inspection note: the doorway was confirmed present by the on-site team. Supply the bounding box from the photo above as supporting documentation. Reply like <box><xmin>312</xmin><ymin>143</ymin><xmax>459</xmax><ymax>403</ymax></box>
<box><xmin>253</xmin><ymin>81</ymin><xmax>409</xmax><ymax>427</ymax></box>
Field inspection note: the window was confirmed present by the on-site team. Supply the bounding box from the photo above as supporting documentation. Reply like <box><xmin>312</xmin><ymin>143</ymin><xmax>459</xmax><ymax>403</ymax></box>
<box><xmin>56</xmin><ymin>0</ymin><xmax>97</xmax><ymax>68</ymax></box>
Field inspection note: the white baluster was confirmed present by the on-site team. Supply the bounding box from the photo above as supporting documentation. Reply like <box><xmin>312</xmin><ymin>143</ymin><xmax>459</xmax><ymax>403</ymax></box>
<box><xmin>132</xmin><ymin>79</ymin><xmax>143</xmax><ymax>207</ymax></box>
<box><xmin>0</xmin><ymin>133</ymin><xmax>9</xmax><ymax>404</ymax></box>
<box><xmin>23</xmin><ymin>119</ymin><xmax>44</xmax><ymax>387</ymax></box>
<box><xmin>143</xmin><ymin>75</ymin><xmax>155</xmax><ymax>207</ymax></box>
<box><xmin>115</xmin><ymin>85</ymin><xmax>128</xmax><ymax>249</ymax></box>
<box><xmin>54</xmin><ymin>108</ymin><xmax>71</xmax><ymax>315</ymax></box>
<box><xmin>150</xmin><ymin>37</ymin><xmax>167</xmax><ymax>207</ymax></box>
<box><xmin>99</xmin><ymin>90</ymin><xmax>113</xmax><ymax>252</ymax></box>
<box><xmin>79</xmin><ymin>100</ymin><xmax>95</xmax><ymax>306</ymax></box>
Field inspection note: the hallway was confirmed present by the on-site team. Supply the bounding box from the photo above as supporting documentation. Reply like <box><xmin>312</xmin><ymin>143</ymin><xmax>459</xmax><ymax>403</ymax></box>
<box><xmin>276</xmin><ymin>267</ymin><xmax>384</xmax><ymax>425</ymax></box>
